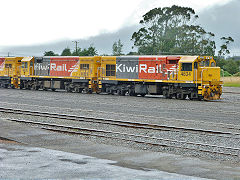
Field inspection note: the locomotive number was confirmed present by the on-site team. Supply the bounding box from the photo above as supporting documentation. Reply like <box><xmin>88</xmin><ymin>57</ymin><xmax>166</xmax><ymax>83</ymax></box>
<box><xmin>181</xmin><ymin>72</ymin><xmax>191</xmax><ymax>76</ymax></box>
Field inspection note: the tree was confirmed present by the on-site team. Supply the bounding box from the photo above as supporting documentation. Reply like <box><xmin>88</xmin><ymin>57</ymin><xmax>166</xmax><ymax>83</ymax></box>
<box><xmin>44</xmin><ymin>51</ymin><xmax>58</xmax><ymax>56</ymax></box>
<box><xmin>218</xmin><ymin>36</ymin><xmax>234</xmax><ymax>56</ymax></box>
<box><xmin>131</xmin><ymin>5</ymin><xmax>216</xmax><ymax>55</ymax></box>
<box><xmin>127</xmin><ymin>51</ymin><xmax>138</xmax><ymax>55</ymax></box>
<box><xmin>61</xmin><ymin>48</ymin><xmax>72</xmax><ymax>56</ymax></box>
<box><xmin>72</xmin><ymin>45</ymin><xmax>98</xmax><ymax>56</ymax></box>
<box><xmin>224</xmin><ymin>59</ymin><xmax>239</xmax><ymax>75</ymax></box>
<box><xmin>112</xmin><ymin>39</ymin><xmax>123</xmax><ymax>56</ymax></box>
<box><xmin>85</xmin><ymin>45</ymin><xmax>98</xmax><ymax>56</ymax></box>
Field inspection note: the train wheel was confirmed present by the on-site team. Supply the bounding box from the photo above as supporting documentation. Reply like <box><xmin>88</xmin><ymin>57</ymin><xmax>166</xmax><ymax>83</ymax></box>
<box><xmin>182</xmin><ymin>94</ymin><xmax>187</xmax><ymax>100</ymax></box>
<box><xmin>73</xmin><ymin>87</ymin><xmax>79</xmax><ymax>93</ymax></box>
<box><xmin>163</xmin><ymin>90</ymin><xmax>172</xmax><ymax>99</ymax></box>
<box><xmin>120</xmin><ymin>90</ymin><xmax>126</xmax><ymax>96</ymax></box>
<box><xmin>129</xmin><ymin>89</ymin><xmax>137</xmax><ymax>96</ymax></box>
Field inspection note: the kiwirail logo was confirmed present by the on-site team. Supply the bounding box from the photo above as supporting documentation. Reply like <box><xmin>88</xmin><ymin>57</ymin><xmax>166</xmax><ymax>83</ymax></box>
<box><xmin>35</xmin><ymin>63</ymin><xmax>77</xmax><ymax>73</ymax></box>
<box><xmin>50</xmin><ymin>63</ymin><xmax>67</xmax><ymax>72</ymax></box>
<box><xmin>116</xmin><ymin>64</ymin><xmax>164</xmax><ymax>73</ymax></box>
<box><xmin>34</xmin><ymin>63</ymin><xmax>49</xmax><ymax>71</ymax></box>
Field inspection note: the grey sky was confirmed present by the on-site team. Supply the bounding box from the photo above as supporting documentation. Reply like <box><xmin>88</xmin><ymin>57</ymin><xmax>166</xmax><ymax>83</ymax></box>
<box><xmin>198</xmin><ymin>0</ymin><xmax>239</xmax><ymax>55</ymax></box>
<box><xmin>0</xmin><ymin>0</ymin><xmax>238</xmax><ymax>56</ymax></box>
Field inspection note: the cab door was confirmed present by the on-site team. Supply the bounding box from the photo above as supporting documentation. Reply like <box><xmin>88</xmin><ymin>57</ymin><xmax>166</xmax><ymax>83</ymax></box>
<box><xmin>21</xmin><ymin>62</ymin><xmax>28</xmax><ymax>76</ymax></box>
<box><xmin>178</xmin><ymin>62</ymin><xmax>194</xmax><ymax>81</ymax></box>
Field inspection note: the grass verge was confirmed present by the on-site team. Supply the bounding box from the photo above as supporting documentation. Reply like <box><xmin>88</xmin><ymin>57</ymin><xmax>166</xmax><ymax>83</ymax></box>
<box><xmin>221</xmin><ymin>77</ymin><xmax>240</xmax><ymax>87</ymax></box>
<box><xmin>223</xmin><ymin>83</ymin><xmax>240</xmax><ymax>87</ymax></box>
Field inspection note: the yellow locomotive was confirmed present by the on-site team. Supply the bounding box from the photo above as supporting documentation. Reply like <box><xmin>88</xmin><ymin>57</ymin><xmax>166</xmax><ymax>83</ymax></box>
<box><xmin>0</xmin><ymin>57</ymin><xmax>23</xmax><ymax>88</ymax></box>
<box><xmin>99</xmin><ymin>55</ymin><xmax>222</xmax><ymax>100</ymax></box>
<box><xmin>0</xmin><ymin>55</ymin><xmax>222</xmax><ymax>100</ymax></box>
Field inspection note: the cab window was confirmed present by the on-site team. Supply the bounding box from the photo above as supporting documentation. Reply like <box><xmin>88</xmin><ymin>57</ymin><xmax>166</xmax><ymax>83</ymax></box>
<box><xmin>5</xmin><ymin>64</ymin><xmax>12</xmax><ymax>68</ymax></box>
<box><xmin>181</xmin><ymin>63</ymin><xmax>192</xmax><ymax>71</ymax></box>
<box><xmin>106</xmin><ymin>64</ymin><xmax>115</xmax><ymax>76</ymax></box>
<box><xmin>22</xmin><ymin>62</ymin><xmax>27</xmax><ymax>68</ymax></box>
<box><xmin>205</xmin><ymin>60</ymin><xmax>210</xmax><ymax>67</ymax></box>
<box><xmin>211</xmin><ymin>62</ymin><xmax>216</xmax><ymax>67</ymax></box>
<box><xmin>80</xmin><ymin>64</ymin><xmax>89</xmax><ymax>70</ymax></box>
<box><xmin>194</xmin><ymin>62</ymin><xmax>198</xmax><ymax>69</ymax></box>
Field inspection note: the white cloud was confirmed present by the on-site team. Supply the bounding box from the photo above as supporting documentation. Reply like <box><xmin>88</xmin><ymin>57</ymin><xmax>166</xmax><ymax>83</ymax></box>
<box><xmin>0</xmin><ymin>0</ymin><xmax>232</xmax><ymax>47</ymax></box>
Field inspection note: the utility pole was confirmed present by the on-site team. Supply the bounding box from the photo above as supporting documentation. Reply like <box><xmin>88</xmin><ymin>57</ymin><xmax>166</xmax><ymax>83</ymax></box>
<box><xmin>72</xmin><ymin>41</ymin><xmax>80</xmax><ymax>55</ymax></box>
<box><xmin>7</xmin><ymin>52</ymin><xmax>10</xmax><ymax>57</ymax></box>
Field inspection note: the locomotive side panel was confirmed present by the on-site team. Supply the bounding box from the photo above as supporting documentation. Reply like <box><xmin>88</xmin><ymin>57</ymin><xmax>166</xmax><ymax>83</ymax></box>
<box><xmin>50</xmin><ymin>57</ymin><xmax>79</xmax><ymax>77</ymax></box>
<box><xmin>139</xmin><ymin>57</ymin><xmax>167</xmax><ymax>80</ymax></box>
<box><xmin>114</xmin><ymin>56</ymin><xmax>179</xmax><ymax>81</ymax></box>
<box><xmin>116</xmin><ymin>56</ymin><xmax>138</xmax><ymax>79</ymax></box>
<box><xmin>34</xmin><ymin>57</ymin><xmax>50</xmax><ymax>76</ymax></box>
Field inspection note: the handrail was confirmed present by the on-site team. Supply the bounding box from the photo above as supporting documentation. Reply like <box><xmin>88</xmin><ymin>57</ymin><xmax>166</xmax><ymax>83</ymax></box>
<box><xmin>201</xmin><ymin>69</ymin><xmax>207</xmax><ymax>87</ymax></box>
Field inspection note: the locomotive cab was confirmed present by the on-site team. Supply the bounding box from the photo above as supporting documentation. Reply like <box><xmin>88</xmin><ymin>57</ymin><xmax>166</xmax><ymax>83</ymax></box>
<box><xmin>21</xmin><ymin>57</ymin><xmax>34</xmax><ymax>76</ymax></box>
<box><xmin>178</xmin><ymin>56</ymin><xmax>222</xmax><ymax>100</ymax></box>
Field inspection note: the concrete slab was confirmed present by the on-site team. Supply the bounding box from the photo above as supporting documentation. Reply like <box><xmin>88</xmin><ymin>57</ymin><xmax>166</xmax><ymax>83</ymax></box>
<box><xmin>0</xmin><ymin>144</ymin><xmax>208</xmax><ymax>179</ymax></box>
<box><xmin>0</xmin><ymin>118</ymin><xmax>240</xmax><ymax>179</ymax></box>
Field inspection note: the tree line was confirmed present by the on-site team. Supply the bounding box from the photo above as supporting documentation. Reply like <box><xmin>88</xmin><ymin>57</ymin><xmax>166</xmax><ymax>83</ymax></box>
<box><xmin>44</xmin><ymin>45</ymin><xmax>97</xmax><ymax>56</ymax></box>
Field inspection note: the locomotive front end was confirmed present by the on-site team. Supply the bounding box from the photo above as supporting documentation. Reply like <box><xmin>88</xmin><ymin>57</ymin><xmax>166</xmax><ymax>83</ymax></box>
<box><xmin>199</xmin><ymin>66</ymin><xmax>222</xmax><ymax>100</ymax></box>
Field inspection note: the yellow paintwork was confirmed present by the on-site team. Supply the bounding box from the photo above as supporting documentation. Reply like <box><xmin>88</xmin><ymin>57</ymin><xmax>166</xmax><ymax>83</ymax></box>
<box><xmin>0</xmin><ymin>57</ymin><xmax>23</xmax><ymax>87</ymax></box>
<box><xmin>100</xmin><ymin>56</ymin><xmax>116</xmax><ymax>79</ymax></box>
<box><xmin>78</xmin><ymin>56</ymin><xmax>101</xmax><ymax>81</ymax></box>
<box><xmin>0</xmin><ymin>57</ymin><xmax>23</xmax><ymax>77</ymax></box>
<box><xmin>21</xmin><ymin>57</ymin><xmax>34</xmax><ymax>76</ymax></box>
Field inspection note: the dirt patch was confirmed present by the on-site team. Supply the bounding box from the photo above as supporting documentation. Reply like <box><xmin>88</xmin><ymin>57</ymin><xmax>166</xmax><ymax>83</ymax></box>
<box><xmin>0</xmin><ymin>137</ymin><xmax>20</xmax><ymax>144</ymax></box>
<box><xmin>59</xmin><ymin>158</ymin><xmax>87</xmax><ymax>165</ymax></box>
<box><xmin>221</xmin><ymin>77</ymin><xmax>240</xmax><ymax>84</ymax></box>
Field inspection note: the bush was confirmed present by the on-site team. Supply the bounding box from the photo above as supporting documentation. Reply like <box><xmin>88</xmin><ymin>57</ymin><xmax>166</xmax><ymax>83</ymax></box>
<box><xmin>233</xmin><ymin>72</ymin><xmax>240</xmax><ymax>77</ymax></box>
<box><xmin>221</xmin><ymin>70</ymin><xmax>232</xmax><ymax>77</ymax></box>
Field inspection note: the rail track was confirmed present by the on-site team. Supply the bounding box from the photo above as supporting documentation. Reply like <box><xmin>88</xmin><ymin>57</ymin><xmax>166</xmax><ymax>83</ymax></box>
<box><xmin>1</xmin><ymin>98</ymin><xmax>239</xmax><ymax>119</ymax></box>
<box><xmin>1</xmin><ymin>106</ymin><xmax>240</xmax><ymax>139</ymax></box>
<box><xmin>2</xmin><ymin>117</ymin><xmax>240</xmax><ymax>159</ymax></box>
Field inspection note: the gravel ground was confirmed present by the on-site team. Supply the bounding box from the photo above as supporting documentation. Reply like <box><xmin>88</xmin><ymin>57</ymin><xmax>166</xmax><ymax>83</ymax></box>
<box><xmin>0</xmin><ymin>87</ymin><xmax>240</xmax><ymax>162</ymax></box>
<box><xmin>1</xmin><ymin>112</ymin><xmax>240</xmax><ymax>162</ymax></box>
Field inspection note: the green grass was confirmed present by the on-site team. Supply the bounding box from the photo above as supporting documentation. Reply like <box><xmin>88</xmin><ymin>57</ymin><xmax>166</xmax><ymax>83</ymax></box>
<box><xmin>224</xmin><ymin>83</ymin><xmax>240</xmax><ymax>87</ymax></box>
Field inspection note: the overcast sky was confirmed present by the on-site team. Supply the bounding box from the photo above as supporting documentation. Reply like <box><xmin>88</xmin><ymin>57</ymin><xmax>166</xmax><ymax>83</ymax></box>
<box><xmin>0</xmin><ymin>0</ymin><xmax>237</xmax><ymax>56</ymax></box>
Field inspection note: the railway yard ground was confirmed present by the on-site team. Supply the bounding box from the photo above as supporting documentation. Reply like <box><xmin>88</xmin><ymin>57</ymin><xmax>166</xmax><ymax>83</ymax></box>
<box><xmin>0</xmin><ymin>87</ymin><xmax>240</xmax><ymax>179</ymax></box>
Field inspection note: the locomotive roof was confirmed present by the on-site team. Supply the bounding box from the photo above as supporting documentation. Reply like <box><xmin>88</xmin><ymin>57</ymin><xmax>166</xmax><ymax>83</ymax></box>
<box><xmin>21</xmin><ymin>57</ymin><xmax>33</xmax><ymax>62</ymax></box>
<box><xmin>179</xmin><ymin>56</ymin><xmax>198</xmax><ymax>63</ymax></box>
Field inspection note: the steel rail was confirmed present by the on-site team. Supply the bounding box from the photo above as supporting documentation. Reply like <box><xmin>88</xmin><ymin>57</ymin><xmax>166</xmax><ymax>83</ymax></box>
<box><xmin>3</xmin><ymin>117</ymin><xmax>240</xmax><ymax>158</ymax></box>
